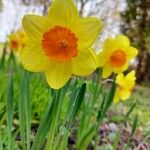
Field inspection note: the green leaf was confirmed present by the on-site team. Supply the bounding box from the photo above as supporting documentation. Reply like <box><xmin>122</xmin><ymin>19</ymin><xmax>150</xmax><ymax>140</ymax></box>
<box><xmin>70</xmin><ymin>83</ymin><xmax>86</xmax><ymax>122</ymax></box>
<box><xmin>97</xmin><ymin>93</ymin><xmax>106</xmax><ymax>121</ymax></box>
<box><xmin>113</xmin><ymin>129</ymin><xmax>121</xmax><ymax>150</ymax></box>
<box><xmin>131</xmin><ymin>114</ymin><xmax>138</xmax><ymax>137</ymax></box>
<box><xmin>45</xmin><ymin>89</ymin><xmax>62</xmax><ymax>150</ymax></box>
<box><xmin>0</xmin><ymin>44</ymin><xmax>6</xmax><ymax>69</ymax></box>
<box><xmin>65</xmin><ymin>83</ymin><xmax>86</xmax><ymax>127</ymax></box>
<box><xmin>0</xmin><ymin>134</ymin><xmax>3</xmax><ymax>150</ymax></box>
<box><xmin>18</xmin><ymin>71</ymin><xmax>27</xmax><ymax>150</ymax></box>
<box><xmin>99</xmin><ymin>81</ymin><xmax>116</xmax><ymax>122</ymax></box>
<box><xmin>104</xmin><ymin>82</ymin><xmax>116</xmax><ymax>113</ymax></box>
<box><xmin>24</xmin><ymin>72</ymin><xmax>31</xmax><ymax>150</ymax></box>
<box><xmin>66</xmin><ymin>85</ymin><xmax>80</xmax><ymax>121</ymax></box>
<box><xmin>0</xmin><ymin>102</ymin><xmax>5</xmax><ymax>111</ymax></box>
<box><xmin>6</xmin><ymin>71</ymin><xmax>14</xmax><ymax>150</ymax></box>
<box><xmin>125</xmin><ymin>103</ymin><xmax>136</xmax><ymax>120</ymax></box>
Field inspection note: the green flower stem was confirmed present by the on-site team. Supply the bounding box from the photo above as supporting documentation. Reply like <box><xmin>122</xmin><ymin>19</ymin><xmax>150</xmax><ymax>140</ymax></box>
<box><xmin>24</xmin><ymin>72</ymin><xmax>31</xmax><ymax>150</ymax></box>
<box><xmin>92</xmin><ymin>68</ymin><xmax>102</xmax><ymax>105</ymax></box>
<box><xmin>46</xmin><ymin>89</ymin><xmax>62</xmax><ymax>150</ymax></box>
<box><xmin>19</xmin><ymin>78</ymin><xmax>26</xmax><ymax>150</ymax></box>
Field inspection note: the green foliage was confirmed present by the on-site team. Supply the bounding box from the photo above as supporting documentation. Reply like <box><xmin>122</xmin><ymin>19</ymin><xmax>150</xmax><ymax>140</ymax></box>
<box><xmin>6</xmin><ymin>71</ymin><xmax>14</xmax><ymax>150</ymax></box>
<box><xmin>121</xmin><ymin>0</ymin><xmax>150</xmax><ymax>82</ymax></box>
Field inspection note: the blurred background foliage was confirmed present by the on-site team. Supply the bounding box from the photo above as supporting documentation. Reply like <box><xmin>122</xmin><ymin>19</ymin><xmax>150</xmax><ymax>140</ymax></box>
<box><xmin>0</xmin><ymin>0</ymin><xmax>125</xmax><ymax>46</ymax></box>
<box><xmin>121</xmin><ymin>0</ymin><xmax>150</xmax><ymax>83</ymax></box>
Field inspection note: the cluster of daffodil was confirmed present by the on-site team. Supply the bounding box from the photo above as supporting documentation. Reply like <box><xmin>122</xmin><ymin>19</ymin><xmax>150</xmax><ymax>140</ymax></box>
<box><xmin>8</xmin><ymin>30</ymin><xmax>27</xmax><ymax>52</ymax></box>
<box><xmin>20</xmin><ymin>0</ymin><xmax>138</xmax><ymax>103</ymax></box>
<box><xmin>2</xmin><ymin>0</ymin><xmax>139</xmax><ymax>149</ymax></box>
<box><xmin>98</xmin><ymin>35</ymin><xmax>138</xmax><ymax>103</ymax></box>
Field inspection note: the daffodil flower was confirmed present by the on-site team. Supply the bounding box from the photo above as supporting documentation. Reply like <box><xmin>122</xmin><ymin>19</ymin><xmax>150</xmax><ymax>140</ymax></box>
<box><xmin>21</xmin><ymin>0</ymin><xmax>102</xmax><ymax>89</ymax></box>
<box><xmin>114</xmin><ymin>70</ymin><xmax>136</xmax><ymax>103</ymax></box>
<box><xmin>98</xmin><ymin>35</ymin><xmax>138</xmax><ymax>78</ymax></box>
<box><xmin>9</xmin><ymin>34</ymin><xmax>20</xmax><ymax>51</ymax></box>
<box><xmin>9</xmin><ymin>31</ymin><xmax>27</xmax><ymax>52</ymax></box>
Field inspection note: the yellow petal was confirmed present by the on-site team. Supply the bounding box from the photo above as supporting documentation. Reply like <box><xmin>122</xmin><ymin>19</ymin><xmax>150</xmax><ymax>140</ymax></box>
<box><xmin>98</xmin><ymin>50</ymin><xmax>109</xmax><ymax>66</ymax></box>
<box><xmin>97</xmin><ymin>38</ymin><xmax>115</xmax><ymax>67</ymax></box>
<box><xmin>22</xmin><ymin>15</ymin><xmax>49</xmax><ymax>41</ymax></box>
<box><xmin>113</xmin><ymin>63</ymin><xmax>128</xmax><ymax>74</ymax></box>
<box><xmin>73</xmin><ymin>17</ymin><xmax>102</xmax><ymax>50</ymax></box>
<box><xmin>115</xmin><ymin>71</ymin><xmax>136</xmax><ymax>91</ymax></box>
<box><xmin>120</xmin><ymin>90</ymin><xmax>131</xmax><ymax>100</ymax></box>
<box><xmin>45</xmin><ymin>61</ymin><xmax>72</xmax><ymax>89</ymax></box>
<box><xmin>114</xmin><ymin>89</ymin><xmax>121</xmax><ymax>103</ymax></box>
<box><xmin>21</xmin><ymin>42</ymin><xmax>47</xmax><ymax>72</ymax></box>
<box><xmin>48</xmin><ymin>0</ymin><xmax>78</xmax><ymax>26</ymax></box>
<box><xmin>126</xmin><ymin>46</ymin><xmax>138</xmax><ymax>60</ymax></box>
<box><xmin>126</xmin><ymin>70</ymin><xmax>136</xmax><ymax>81</ymax></box>
<box><xmin>125</xmin><ymin>70</ymin><xmax>136</xmax><ymax>89</ymax></box>
<box><xmin>72</xmin><ymin>49</ymin><xmax>97</xmax><ymax>76</ymax></box>
<box><xmin>102</xmin><ymin>64</ymin><xmax>112</xmax><ymax>78</ymax></box>
<box><xmin>115</xmin><ymin>34</ymin><xmax>130</xmax><ymax>47</ymax></box>
<box><xmin>116</xmin><ymin>73</ymin><xmax>124</xmax><ymax>84</ymax></box>
<box><xmin>103</xmin><ymin>38</ymin><xmax>114</xmax><ymax>52</ymax></box>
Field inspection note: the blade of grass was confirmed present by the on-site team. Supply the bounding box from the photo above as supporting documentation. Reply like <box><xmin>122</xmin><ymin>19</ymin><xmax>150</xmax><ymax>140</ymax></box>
<box><xmin>113</xmin><ymin>129</ymin><xmax>121</xmax><ymax>150</ymax></box>
<box><xmin>124</xmin><ymin>114</ymin><xmax>139</xmax><ymax>150</ymax></box>
<box><xmin>70</xmin><ymin>83</ymin><xmax>86</xmax><ymax>122</ymax></box>
<box><xmin>66</xmin><ymin>86</ymin><xmax>80</xmax><ymax>120</ymax></box>
<box><xmin>97</xmin><ymin>93</ymin><xmax>106</xmax><ymax>121</ymax></box>
<box><xmin>0</xmin><ymin>135</ymin><xmax>3</xmax><ymax>150</ymax></box>
<box><xmin>92</xmin><ymin>68</ymin><xmax>102</xmax><ymax>104</ymax></box>
<box><xmin>24</xmin><ymin>71</ymin><xmax>31</xmax><ymax>150</ymax></box>
<box><xmin>6</xmin><ymin>71</ymin><xmax>14</xmax><ymax>150</ymax></box>
<box><xmin>7</xmin><ymin>51</ymin><xmax>16</xmax><ymax>67</ymax></box>
<box><xmin>125</xmin><ymin>103</ymin><xmax>136</xmax><ymax>120</ymax></box>
<box><xmin>99</xmin><ymin>81</ymin><xmax>116</xmax><ymax>122</ymax></box>
<box><xmin>65</xmin><ymin>83</ymin><xmax>86</xmax><ymax>128</ymax></box>
<box><xmin>19</xmin><ymin>71</ymin><xmax>26</xmax><ymax>150</ymax></box>
<box><xmin>0</xmin><ymin>44</ymin><xmax>6</xmax><ymax>69</ymax></box>
<box><xmin>131</xmin><ymin>113</ymin><xmax>138</xmax><ymax>137</ymax></box>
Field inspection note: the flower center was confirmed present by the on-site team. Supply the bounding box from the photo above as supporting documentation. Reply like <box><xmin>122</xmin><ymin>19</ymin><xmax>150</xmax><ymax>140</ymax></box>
<box><xmin>11</xmin><ymin>40</ymin><xmax>19</xmax><ymax>49</ymax></box>
<box><xmin>42</xmin><ymin>26</ymin><xmax>78</xmax><ymax>62</ymax></box>
<box><xmin>110</xmin><ymin>50</ymin><xmax>126</xmax><ymax>67</ymax></box>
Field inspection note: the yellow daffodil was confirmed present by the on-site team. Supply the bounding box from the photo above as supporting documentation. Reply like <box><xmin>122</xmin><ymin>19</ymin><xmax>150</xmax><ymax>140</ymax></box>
<box><xmin>9</xmin><ymin>34</ymin><xmax>20</xmax><ymax>51</ymax></box>
<box><xmin>114</xmin><ymin>70</ymin><xmax>136</xmax><ymax>103</ymax></box>
<box><xmin>9</xmin><ymin>30</ymin><xmax>27</xmax><ymax>52</ymax></box>
<box><xmin>21</xmin><ymin>0</ymin><xmax>102</xmax><ymax>89</ymax></box>
<box><xmin>97</xmin><ymin>35</ymin><xmax>138</xmax><ymax>78</ymax></box>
